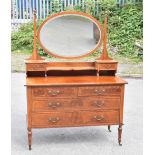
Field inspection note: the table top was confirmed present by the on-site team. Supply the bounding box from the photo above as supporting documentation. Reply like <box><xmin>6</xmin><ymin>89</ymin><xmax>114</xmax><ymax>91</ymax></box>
<box><xmin>26</xmin><ymin>76</ymin><xmax>127</xmax><ymax>86</ymax></box>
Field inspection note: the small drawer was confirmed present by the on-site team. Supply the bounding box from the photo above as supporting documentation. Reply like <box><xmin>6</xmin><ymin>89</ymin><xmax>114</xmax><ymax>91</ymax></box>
<box><xmin>78</xmin><ymin>86</ymin><xmax>121</xmax><ymax>96</ymax></box>
<box><xmin>26</xmin><ymin>63</ymin><xmax>46</xmax><ymax>71</ymax></box>
<box><xmin>96</xmin><ymin>63</ymin><xmax>117</xmax><ymax>70</ymax></box>
<box><xmin>80</xmin><ymin>110</ymin><xmax>119</xmax><ymax>125</ymax></box>
<box><xmin>32</xmin><ymin>87</ymin><xmax>77</xmax><ymax>98</ymax></box>
<box><xmin>82</xmin><ymin>97</ymin><xmax>120</xmax><ymax>110</ymax></box>
<box><xmin>32</xmin><ymin>112</ymin><xmax>73</xmax><ymax>127</ymax></box>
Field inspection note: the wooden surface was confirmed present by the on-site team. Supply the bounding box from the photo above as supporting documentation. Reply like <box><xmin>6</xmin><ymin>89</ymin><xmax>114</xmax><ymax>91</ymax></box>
<box><xmin>25</xmin><ymin>11</ymin><xmax>127</xmax><ymax>149</ymax></box>
<box><xmin>26</xmin><ymin>76</ymin><xmax>127</xmax><ymax>86</ymax></box>
<box><xmin>32</xmin><ymin>97</ymin><xmax>120</xmax><ymax>112</ymax></box>
<box><xmin>31</xmin><ymin>110</ymin><xmax>119</xmax><ymax>128</ymax></box>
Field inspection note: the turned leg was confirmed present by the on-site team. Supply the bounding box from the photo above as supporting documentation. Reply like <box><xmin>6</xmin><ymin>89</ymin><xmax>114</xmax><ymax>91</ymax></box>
<box><xmin>108</xmin><ymin>125</ymin><xmax>111</xmax><ymax>132</ymax></box>
<box><xmin>118</xmin><ymin>124</ymin><xmax>122</xmax><ymax>146</ymax></box>
<box><xmin>27</xmin><ymin>128</ymin><xmax>32</xmax><ymax>150</ymax></box>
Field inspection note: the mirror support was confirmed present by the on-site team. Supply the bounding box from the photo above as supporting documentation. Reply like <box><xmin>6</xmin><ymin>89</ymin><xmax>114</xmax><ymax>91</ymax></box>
<box><xmin>27</xmin><ymin>10</ymin><xmax>44</xmax><ymax>61</ymax></box>
<box><xmin>97</xmin><ymin>16</ymin><xmax>112</xmax><ymax>61</ymax></box>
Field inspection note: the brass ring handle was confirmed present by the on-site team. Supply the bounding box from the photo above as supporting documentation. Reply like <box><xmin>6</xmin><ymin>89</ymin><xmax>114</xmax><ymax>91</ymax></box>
<box><xmin>48</xmin><ymin>102</ymin><xmax>60</xmax><ymax>108</ymax></box>
<box><xmin>93</xmin><ymin>116</ymin><xmax>104</xmax><ymax>121</ymax></box>
<box><xmin>48</xmin><ymin>90</ymin><xmax>61</xmax><ymax>96</ymax></box>
<box><xmin>93</xmin><ymin>101</ymin><xmax>104</xmax><ymax>107</ymax></box>
<box><xmin>48</xmin><ymin>117</ymin><xmax>60</xmax><ymax>123</ymax></box>
<box><xmin>94</xmin><ymin>89</ymin><xmax>105</xmax><ymax>95</ymax></box>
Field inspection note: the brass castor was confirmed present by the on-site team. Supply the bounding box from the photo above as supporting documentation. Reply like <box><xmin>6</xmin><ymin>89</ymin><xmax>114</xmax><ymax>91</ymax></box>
<box><xmin>29</xmin><ymin>145</ymin><xmax>32</xmax><ymax>150</ymax></box>
<box><xmin>119</xmin><ymin>143</ymin><xmax>122</xmax><ymax>146</ymax></box>
<box><xmin>108</xmin><ymin>125</ymin><xmax>111</xmax><ymax>132</ymax></box>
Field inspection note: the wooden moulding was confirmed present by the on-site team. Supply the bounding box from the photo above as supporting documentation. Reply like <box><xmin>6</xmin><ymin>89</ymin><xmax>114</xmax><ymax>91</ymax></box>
<box><xmin>37</xmin><ymin>11</ymin><xmax>103</xmax><ymax>59</ymax></box>
<box><xmin>26</xmin><ymin>10</ymin><xmax>45</xmax><ymax>62</ymax></box>
<box><xmin>97</xmin><ymin>16</ymin><xmax>111</xmax><ymax>61</ymax></box>
<box><xmin>25</xmin><ymin>61</ymin><xmax>118</xmax><ymax>73</ymax></box>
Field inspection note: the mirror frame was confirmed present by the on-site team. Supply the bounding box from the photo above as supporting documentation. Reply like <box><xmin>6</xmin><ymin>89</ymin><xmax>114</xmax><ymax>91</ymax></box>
<box><xmin>37</xmin><ymin>11</ymin><xmax>103</xmax><ymax>59</ymax></box>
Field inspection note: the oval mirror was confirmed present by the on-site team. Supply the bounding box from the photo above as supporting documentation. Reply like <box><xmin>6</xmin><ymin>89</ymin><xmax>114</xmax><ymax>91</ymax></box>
<box><xmin>38</xmin><ymin>12</ymin><xmax>103</xmax><ymax>59</ymax></box>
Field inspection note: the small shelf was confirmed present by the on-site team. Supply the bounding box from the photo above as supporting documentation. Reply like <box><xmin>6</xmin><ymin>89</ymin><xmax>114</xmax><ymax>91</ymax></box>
<box><xmin>46</xmin><ymin>67</ymin><xmax>95</xmax><ymax>71</ymax></box>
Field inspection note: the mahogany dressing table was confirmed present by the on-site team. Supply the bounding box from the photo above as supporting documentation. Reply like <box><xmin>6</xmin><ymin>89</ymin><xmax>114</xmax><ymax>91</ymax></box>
<box><xmin>25</xmin><ymin>11</ymin><xmax>127</xmax><ymax>150</ymax></box>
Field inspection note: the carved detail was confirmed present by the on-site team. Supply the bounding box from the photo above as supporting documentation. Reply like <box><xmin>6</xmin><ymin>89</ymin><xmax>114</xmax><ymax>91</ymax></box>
<box><xmin>27</xmin><ymin>64</ymin><xmax>45</xmax><ymax>71</ymax></box>
<box><xmin>70</xmin><ymin>99</ymin><xmax>83</xmax><ymax>107</ymax></box>
<box><xmin>93</xmin><ymin>87</ymin><xmax>120</xmax><ymax>95</ymax></box>
<box><xmin>33</xmin><ymin>89</ymin><xmax>45</xmax><ymax>96</ymax></box>
<box><xmin>104</xmin><ymin>64</ymin><xmax>112</xmax><ymax>69</ymax></box>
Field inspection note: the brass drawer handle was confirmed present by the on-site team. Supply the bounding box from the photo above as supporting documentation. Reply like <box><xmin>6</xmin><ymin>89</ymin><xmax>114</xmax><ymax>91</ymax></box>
<box><xmin>48</xmin><ymin>117</ymin><xmax>60</xmax><ymax>123</ymax></box>
<box><xmin>93</xmin><ymin>101</ymin><xmax>104</xmax><ymax>107</ymax></box>
<box><xmin>48</xmin><ymin>102</ymin><xmax>60</xmax><ymax>108</ymax></box>
<box><xmin>48</xmin><ymin>90</ymin><xmax>63</xmax><ymax>96</ymax></box>
<box><xmin>94</xmin><ymin>89</ymin><xmax>105</xmax><ymax>95</ymax></box>
<box><xmin>93</xmin><ymin>116</ymin><xmax>104</xmax><ymax>121</ymax></box>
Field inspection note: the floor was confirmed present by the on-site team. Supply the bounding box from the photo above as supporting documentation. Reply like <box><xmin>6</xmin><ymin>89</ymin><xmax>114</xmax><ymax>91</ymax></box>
<box><xmin>11</xmin><ymin>73</ymin><xmax>143</xmax><ymax>155</ymax></box>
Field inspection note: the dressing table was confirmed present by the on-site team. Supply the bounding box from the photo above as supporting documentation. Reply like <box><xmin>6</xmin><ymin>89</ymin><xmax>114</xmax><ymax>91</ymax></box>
<box><xmin>25</xmin><ymin>11</ymin><xmax>127</xmax><ymax>150</ymax></box>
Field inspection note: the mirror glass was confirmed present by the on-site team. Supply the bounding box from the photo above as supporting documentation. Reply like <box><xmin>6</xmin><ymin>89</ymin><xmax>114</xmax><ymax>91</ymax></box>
<box><xmin>38</xmin><ymin>14</ymin><xmax>101</xmax><ymax>58</ymax></box>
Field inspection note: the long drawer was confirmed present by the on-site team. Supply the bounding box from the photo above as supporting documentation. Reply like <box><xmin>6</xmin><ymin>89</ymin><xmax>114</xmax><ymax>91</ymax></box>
<box><xmin>31</xmin><ymin>110</ymin><xmax>119</xmax><ymax>128</ymax></box>
<box><xmin>32</xmin><ymin>97</ymin><xmax>120</xmax><ymax>112</ymax></box>
<box><xmin>78</xmin><ymin>86</ymin><xmax>121</xmax><ymax>96</ymax></box>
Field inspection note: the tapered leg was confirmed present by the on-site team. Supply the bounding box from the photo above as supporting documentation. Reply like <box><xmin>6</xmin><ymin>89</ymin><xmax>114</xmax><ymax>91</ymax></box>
<box><xmin>118</xmin><ymin>124</ymin><xmax>122</xmax><ymax>146</ymax></box>
<box><xmin>28</xmin><ymin>128</ymin><xmax>32</xmax><ymax>150</ymax></box>
<box><xmin>108</xmin><ymin>125</ymin><xmax>111</xmax><ymax>132</ymax></box>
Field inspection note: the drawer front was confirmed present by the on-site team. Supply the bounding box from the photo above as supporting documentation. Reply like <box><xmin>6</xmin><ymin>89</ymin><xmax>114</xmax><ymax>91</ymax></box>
<box><xmin>32</xmin><ymin>99</ymin><xmax>81</xmax><ymax>112</ymax></box>
<box><xmin>78</xmin><ymin>86</ymin><xmax>121</xmax><ymax>96</ymax></box>
<box><xmin>32</xmin><ymin>87</ymin><xmax>77</xmax><ymax>98</ymax></box>
<box><xmin>32</xmin><ymin>97</ymin><xmax>120</xmax><ymax>112</ymax></box>
<box><xmin>26</xmin><ymin>63</ymin><xmax>46</xmax><ymax>71</ymax></box>
<box><xmin>96</xmin><ymin>63</ymin><xmax>117</xmax><ymax>70</ymax></box>
<box><xmin>32</xmin><ymin>112</ymin><xmax>73</xmax><ymax>127</ymax></box>
<box><xmin>31</xmin><ymin>111</ymin><xmax>119</xmax><ymax>127</ymax></box>
<box><xmin>82</xmin><ymin>97</ymin><xmax>120</xmax><ymax>110</ymax></box>
<box><xmin>80</xmin><ymin>110</ymin><xmax>119</xmax><ymax>125</ymax></box>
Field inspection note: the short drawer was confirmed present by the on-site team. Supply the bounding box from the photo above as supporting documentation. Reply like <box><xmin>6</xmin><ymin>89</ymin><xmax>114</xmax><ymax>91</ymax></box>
<box><xmin>32</xmin><ymin>112</ymin><xmax>73</xmax><ymax>127</ymax></box>
<box><xmin>32</xmin><ymin>87</ymin><xmax>77</xmax><ymax>98</ymax></box>
<box><xmin>96</xmin><ymin>63</ymin><xmax>117</xmax><ymax>70</ymax></box>
<box><xmin>26</xmin><ymin>63</ymin><xmax>46</xmax><ymax>71</ymax></box>
<box><xmin>78</xmin><ymin>86</ymin><xmax>121</xmax><ymax>96</ymax></box>
<box><xmin>80</xmin><ymin>110</ymin><xmax>119</xmax><ymax>125</ymax></box>
<box><xmin>82</xmin><ymin>97</ymin><xmax>120</xmax><ymax>110</ymax></box>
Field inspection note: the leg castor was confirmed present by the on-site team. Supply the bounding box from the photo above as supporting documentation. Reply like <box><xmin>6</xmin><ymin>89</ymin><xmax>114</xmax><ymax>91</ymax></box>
<box><xmin>28</xmin><ymin>128</ymin><xmax>32</xmax><ymax>150</ymax></box>
<box><xmin>29</xmin><ymin>145</ymin><xmax>32</xmax><ymax>150</ymax></box>
<box><xmin>118</xmin><ymin>124</ymin><xmax>122</xmax><ymax>146</ymax></box>
<box><xmin>108</xmin><ymin>125</ymin><xmax>111</xmax><ymax>132</ymax></box>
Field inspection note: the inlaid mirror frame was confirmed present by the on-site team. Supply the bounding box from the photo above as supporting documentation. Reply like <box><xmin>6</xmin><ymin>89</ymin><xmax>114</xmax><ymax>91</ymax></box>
<box><xmin>37</xmin><ymin>11</ymin><xmax>104</xmax><ymax>59</ymax></box>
